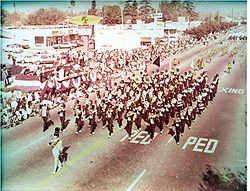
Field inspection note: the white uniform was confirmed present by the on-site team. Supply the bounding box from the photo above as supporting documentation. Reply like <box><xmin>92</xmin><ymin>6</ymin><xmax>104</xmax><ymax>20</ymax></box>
<box><xmin>49</xmin><ymin>136</ymin><xmax>63</xmax><ymax>173</ymax></box>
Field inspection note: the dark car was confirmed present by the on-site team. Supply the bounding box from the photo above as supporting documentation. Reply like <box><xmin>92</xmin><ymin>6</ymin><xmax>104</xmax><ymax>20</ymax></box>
<box><xmin>22</xmin><ymin>44</ymin><xmax>30</xmax><ymax>49</ymax></box>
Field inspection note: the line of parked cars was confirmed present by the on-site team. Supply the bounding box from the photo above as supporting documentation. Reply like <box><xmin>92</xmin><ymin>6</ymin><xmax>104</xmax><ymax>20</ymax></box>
<box><xmin>53</xmin><ymin>40</ymin><xmax>84</xmax><ymax>49</ymax></box>
<box><xmin>3</xmin><ymin>43</ymin><xmax>30</xmax><ymax>53</ymax></box>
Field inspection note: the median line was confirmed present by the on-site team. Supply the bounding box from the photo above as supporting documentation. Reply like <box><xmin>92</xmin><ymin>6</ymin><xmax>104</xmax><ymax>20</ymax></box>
<box><xmin>32</xmin><ymin>128</ymin><xmax>120</xmax><ymax>190</ymax></box>
<box><xmin>9</xmin><ymin>134</ymin><xmax>49</xmax><ymax>157</ymax></box>
<box><xmin>165</xmin><ymin>135</ymin><xmax>175</xmax><ymax>146</ymax></box>
<box><xmin>126</xmin><ymin>169</ymin><xmax>146</xmax><ymax>191</ymax></box>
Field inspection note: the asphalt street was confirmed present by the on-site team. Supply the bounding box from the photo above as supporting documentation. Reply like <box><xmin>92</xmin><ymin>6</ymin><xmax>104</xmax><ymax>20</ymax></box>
<box><xmin>1</xmin><ymin>30</ymin><xmax>247</xmax><ymax>191</ymax></box>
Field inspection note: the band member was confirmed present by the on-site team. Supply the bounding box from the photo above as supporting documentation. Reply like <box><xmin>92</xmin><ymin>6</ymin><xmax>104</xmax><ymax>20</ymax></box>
<box><xmin>96</xmin><ymin>95</ymin><xmax>102</xmax><ymax>121</ymax></box>
<box><xmin>41</xmin><ymin>104</ymin><xmax>53</xmax><ymax>132</ymax></box>
<box><xmin>88</xmin><ymin>105</ymin><xmax>97</xmax><ymax>136</ymax></box>
<box><xmin>75</xmin><ymin>105</ymin><xmax>83</xmax><ymax>134</ymax></box>
<box><xmin>124</xmin><ymin>110</ymin><xmax>135</xmax><ymax>140</ymax></box>
<box><xmin>197</xmin><ymin>95</ymin><xmax>205</xmax><ymax>117</ymax></box>
<box><xmin>117</xmin><ymin>101</ymin><xmax>124</xmax><ymax>128</ymax></box>
<box><xmin>134</xmin><ymin>105</ymin><xmax>143</xmax><ymax>131</ymax></box>
<box><xmin>187</xmin><ymin>103</ymin><xmax>193</xmax><ymax>129</ymax></box>
<box><xmin>73</xmin><ymin>100</ymin><xmax>80</xmax><ymax>125</ymax></box>
<box><xmin>58</xmin><ymin>104</ymin><xmax>66</xmax><ymax>132</ymax></box>
<box><xmin>180</xmin><ymin>108</ymin><xmax>187</xmax><ymax>136</ymax></box>
<box><xmin>107</xmin><ymin>107</ymin><xmax>114</xmax><ymax>137</ymax></box>
<box><xmin>101</xmin><ymin>102</ymin><xmax>108</xmax><ymax>128</ymax></box>
<box><xmin>48</xmin><ymin>127</ymin><xmax>63</xmax><ymax>174</ymax></box>
<box><xmin>173</xmin><ymin>113</ymin><xmax>181</xmax><ymax>145</ymax></box>
<box><xmin>164</xmin><ymin>100</ymin><xmax>171</xmax><ymax>127</ymax></box>
<box><xmin>145</xmin><ymin>109</ymin><xmax>158</xmax><ymax>142</ymax></box>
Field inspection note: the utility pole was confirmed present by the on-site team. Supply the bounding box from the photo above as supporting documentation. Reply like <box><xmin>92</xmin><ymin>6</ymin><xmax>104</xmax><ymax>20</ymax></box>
<box><xmin>232</xmin><ymin>8</ymin><xmax>234</xmax><ymax>22</ymax></box>
<box><xmin>13</xmin><ymin>1</ymin><xmax>16</xmax><ymax>27</ymax></box>
<box><xmin>118</xmin><ymin>1</ymin><xmax>126</xmax><ymax>72</ymax></box>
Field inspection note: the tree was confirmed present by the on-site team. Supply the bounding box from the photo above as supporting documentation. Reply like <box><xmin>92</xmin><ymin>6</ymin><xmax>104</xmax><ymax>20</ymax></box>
<box><xmin>101</xmin><ymin>5</ymin><xmax>122</xmax><ymax>24</ymax></box>
<box><xmin>1</xmin><ymin>9</ymin><xmax>10</xmax><ymax>25</ymax></box>
<box><xmin>25</xmin><ymin>8</ymin><xmax>66</xmax><ymax>25</ymax></box>
<box><xmin>1</xmin><ymin>9</ymin><xmax>22</xmax><ymax>26</ymax></box>
<box><xmin>70</xmin><ymin>0</ymin><xmax>75</xmax><ymax>7</ymax></box>
<box><xmin>123</xmin><ymin>0</ymin><xmax>138</xmax><ymax>23</ymax></box>
<box><xmin>159</xmin><ymin>0</ymin><xmax>198</xmax><ymax>22</ymax></box>
<box><xmin>124</xmin><ymin>0</ymin><xmax>133</xmax><ymax>16</ymax></box>
<box><xmin>139</xmin><ymin>0</ymin><xmax>153</xmax><ymax>22</ymax></box>
<box><xmin>199</xmin><ymin>165</ymin><xmax>246</xmax><ymax>191</ymax></box>
<box><xmin>183</xmin><ymin>0</ymin><xmax>198</xmax><ymax>21</ymax></box>
<box><xmin>131</xmin><ymin>0</ymin><xmax>138</xmax><ymax>23</ymax></box>
<box><xmin>88</xmin><ymin>0</ymin><xmax>97</xmax><ymax>15</ymax></box>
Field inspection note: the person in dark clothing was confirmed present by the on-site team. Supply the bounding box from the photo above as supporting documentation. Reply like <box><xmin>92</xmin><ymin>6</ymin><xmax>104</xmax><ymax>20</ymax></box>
<box><xmin>75</xmin><ymin>105</ymin><xmax>83</xmax><ymax>134</ymax></box>
<box><xmin>107</xmin><ymin>107</ymin><xmax>114</xmax><ymax>137</ymax></box>
<box><xmin>134</xmin><ymin>106</ymin><xmax>143</xmax><ymax>131</ymax></box>
<box><xmin>117</xmin><ymin>101</ymin><xmax>124</xmax><ymax>128</ymax></box>
<box><xmin>145</xmin><ymin>109</ymin><xmax>157</xmax><ymax>142</ymax></box>
<box><xmin>58</xmin><ymin>104</ymin><xmax>66</xmax><ymax>132</ymax></box>
<box><xmin>173</xmin><ymin>114</ymin><xmax>181</xmax><ymax>145</ymax></box>
<box><xmin>88</xmin><ymin>105</ymin><xmax>97</xmax><ymax>136</ymax></box>
<box><xmin>124</xmin><ymin>110</ymin><xmax>135</xmax><ymax>140</ymax></box>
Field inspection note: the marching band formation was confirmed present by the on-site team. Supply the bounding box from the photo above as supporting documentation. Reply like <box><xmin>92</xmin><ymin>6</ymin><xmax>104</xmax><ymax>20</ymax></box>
<box><xmin>52</xmin><ymin>68</ymin><xmax>219</xmax><ymax>145</ymax></box>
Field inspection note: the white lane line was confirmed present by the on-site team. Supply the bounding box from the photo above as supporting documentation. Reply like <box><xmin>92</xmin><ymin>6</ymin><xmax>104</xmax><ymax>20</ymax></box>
<box><xmin>221</xmin><ymin>72</ymin><xmax>228</xmax><ymax>79</ymax></box>
<box><xmin>165</xmin><ymin>135</ymin><xmax>175</xmax><ymax>146</ymax></box>
<box><xmin>9</xmin><ymin>134</ymin><xmax>49</xmax><ymax>157</ymax></box>
<box><xmin>126</xmin><ymin>169</ymin><xmax>146</xmax><ymax>191</ymax></box>
<box><xmin>237</xmin><ymin>159</ymin><xmax>247</xmax><ymax>163</ymax></box>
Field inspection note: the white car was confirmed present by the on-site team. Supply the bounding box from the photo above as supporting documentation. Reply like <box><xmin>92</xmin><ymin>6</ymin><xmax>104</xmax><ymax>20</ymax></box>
<box><xmin>16</xmin><ymin>55</ymin><xmax>56</xmax><ymax>64</ymax></box>
<box><xmin>53</xmin><ymin>42</ymin><xmax>77</xmax><ymax>49</ymax></box>
<box><xmin>3</xmin><ymin>44</ymin><xmax>23</xmax><ymax>52</ymax></box>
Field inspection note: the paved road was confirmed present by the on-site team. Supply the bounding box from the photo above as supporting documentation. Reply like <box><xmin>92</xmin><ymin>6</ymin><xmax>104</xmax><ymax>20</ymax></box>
<box><xmin>1</xmin><ymin>31</ymin><xmax>246</xmax><ymax>191</ymax></box>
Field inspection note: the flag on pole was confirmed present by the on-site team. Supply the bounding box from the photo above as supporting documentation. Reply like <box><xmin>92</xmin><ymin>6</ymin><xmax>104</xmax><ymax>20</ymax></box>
<box><xmin>152</xmin><ymin>56</ymin><xmax>160</xmax><ymax>67</ymax></box>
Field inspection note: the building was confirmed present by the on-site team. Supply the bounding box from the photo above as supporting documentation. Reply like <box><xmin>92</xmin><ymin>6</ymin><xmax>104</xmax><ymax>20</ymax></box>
<box><xmin>1</xmin><ymin>25</ymin><xmax>93</xmax><ymax>48</ymax></box>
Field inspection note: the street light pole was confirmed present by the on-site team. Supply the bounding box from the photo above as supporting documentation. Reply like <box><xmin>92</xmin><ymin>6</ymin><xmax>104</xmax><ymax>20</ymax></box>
<box><xmin>121</xmin><ymin>8</ymin><xmax>126</xmax><ymax>70</ymax></box>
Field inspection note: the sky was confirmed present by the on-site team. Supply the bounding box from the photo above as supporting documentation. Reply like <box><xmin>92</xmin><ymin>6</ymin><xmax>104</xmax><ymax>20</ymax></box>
<box><xmin>1</xmin><ymin>0</ymin><xmax>247</xmax><ymax>17</ymax></box>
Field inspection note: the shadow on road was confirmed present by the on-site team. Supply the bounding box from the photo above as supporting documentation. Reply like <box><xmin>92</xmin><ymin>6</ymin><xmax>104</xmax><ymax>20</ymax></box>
<box><xmin>198</xmin><ymin>164</ymin><xmax>246</xmax><ymax>191</ymax></box>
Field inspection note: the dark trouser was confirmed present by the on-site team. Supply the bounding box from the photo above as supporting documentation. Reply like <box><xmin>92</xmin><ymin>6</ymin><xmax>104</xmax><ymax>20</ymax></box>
<box><xmin>117</xmin><ymin>112</ymin><xmax>123</xmax><ymax>127</ymax></box>
<box><xmin>149</xmin><ymin>125</ymin><xmax>156</xmax><ymax>140</ymax></box>
<box><xmin>76</xmin><ymin>118</ymin><xmax>83</xmax><ymax>132</ymax></box>
<box><xmin>125</xmin><ymin>121</ymin><xmax>133</xmax><ymax>137</ymax></box>
<box><xmin>90</xmin><ymin>119</ymin><xmax>97</xmax><ymax>134</ymax></box>
<box><xmin>97</xmin><ymin>108</ymin><xmax>102</xmax><ymax>119</ymax></box>
<box><xmin>60</xmin><ymin>116</ymin><xmax>65</xmax><ymax>129</ymax></box>
<box><xmin>42</xmin><ymin>116</ymin><xmax>48</xmax><ymax>131</ymax></box>
<box><xmin>165</xmin><ymin>112</ymin><xmax>170</xmax><ymax>126</ymax></box>
<box><xmin>159</xmin><ymin>116</ymin><xmax>164</xmax><ymax>131</ymax></box>
<box><xmin>175</xmin><ymin>125</ymin><xmax>180</xmax><ymax>143</ymax></box>
<box><xmin>107</xmin><ymin>118</ymin><xmax>113</xmax><ymax>135</ymax></box>
<box><xmin>102</xmin><ymin>115</ymin><xmax>107</xmax><ymax>127</ymax></box>
<box><xmin>145</xmin><ymin>125</ymin><xmax>155</xmax><ymax>140</ymax></box>
<box><xmin>180</xmin><ymin>119</ymin><xmax>186</xmax><ymax>134</ymax></box>
<box><xmin>135</xmin><ymin>117</ymin><xmax>142</xmax><ymax>130</ymax></box>
<box><xmin>187</xmin><ymin>114</ymin><xmax>192</xmax><ymax>127</ymax></box>
<box><xmin>209</xmin><ymin>92</ymin><xmax>213</xmax><ymax>101</ymax></box>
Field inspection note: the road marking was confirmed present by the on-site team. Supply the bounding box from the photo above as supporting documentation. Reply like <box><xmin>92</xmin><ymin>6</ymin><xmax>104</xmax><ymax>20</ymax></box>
<box><xmin>9</xmin><ymin>134</ymin><xmax>49</xmax><ymax>157</ymax></box>
<box><xmin>221</xmin><ymin>73</ymin><xmax>227</xmax><ymax>79</ymax></box>
<box><xmin>126</xmin><ymin>169</ymin><xmax>146</xmax><ymax>191</ymax></box>
<box><xmin>165</xmin><ymin>135</ymin><xmax>175</xmax><ymax>146</ymax></box>
<box><xmin>237</xmin><ymin>159</ymin><xmax>247</xmax><ymax>163</ymax></box>
<box><xmin>32</xmin><ymin>128</ymin><xmax>121</xmax><ymax>190</ymax></box>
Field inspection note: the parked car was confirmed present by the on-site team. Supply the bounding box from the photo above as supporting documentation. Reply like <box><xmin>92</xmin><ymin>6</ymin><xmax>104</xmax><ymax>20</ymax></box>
<box><xmin>16</xmin><ymin>54</ymin><xmax>56</xmax><ymax>64</ymax></box>
<box><xmin>21</xmin><ymin>44</ymin><xmax>30</xmax><ymax>49</ymax></box>
<box><xmin>3</xmin><ymin>44</ymin><xmax>23</xmax><ymax>52</ymax></box>
<box><xmin>71</xmin><ymin>40</ymin><xmax>84</xmax><ymax>47</ymax></box>
<box><xmin>53</xmin><ymin>42</ymin><xmax>77</xmax><ymax>49</ymax></box>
